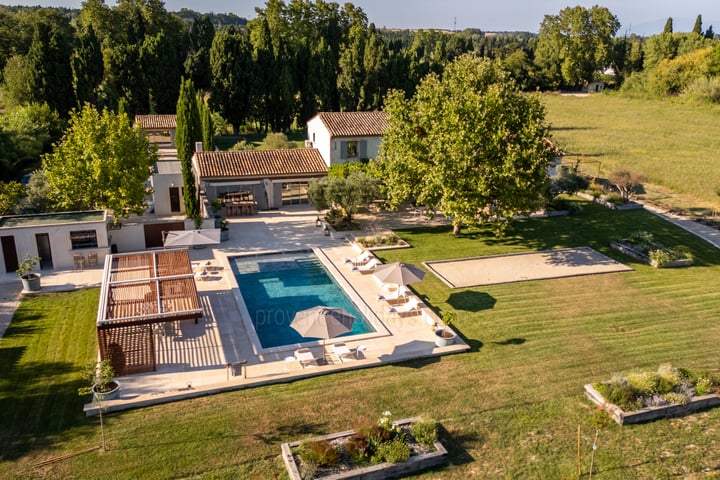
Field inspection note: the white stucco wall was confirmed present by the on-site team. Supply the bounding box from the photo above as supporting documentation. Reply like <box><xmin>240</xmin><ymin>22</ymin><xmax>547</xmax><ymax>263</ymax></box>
<box><xmin>0</xmin><ymin>214</ymin><xmax>110</xmax><ymax>273</ymax></box>
<box><xmin>329</xmin><ymin>136</ymin><xmax>383</xmax><ymax>165</ymax></box>
<box><xmin>151</xmin><ymin>171</ymin><xmax>185</xmax><ymax>216</ymax></box>
<box><xmin>306</xmin><ymin>116</ymin><xmax>332</xmax><ymax>167</ymax></box>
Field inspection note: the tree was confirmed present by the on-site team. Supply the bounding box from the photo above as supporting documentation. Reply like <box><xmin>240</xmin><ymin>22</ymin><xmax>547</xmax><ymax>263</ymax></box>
<box><xmin>260</xmin><ymin>132</ymin><xmax>295</xmax><ymax>150</ymax></box>
<box><xmin>0</xmin><ymin>181</ymin><xmax>25</xmax><ymax>215</ymax></box>
<box><xmin>72</xmin><ymin>25</ymin><xmax>104</xmax><ymax>107</ymax></box>
<box><xmin>664</xmin><ymin>17</ymin><xmax>674</xmax><ymax>34</ymax></box>
<box><xmin>209</xmin><ymin>26</ymin><xmax>255</xmax><ymax>134</ymax></box>
<box><xmin>23</xmin><ymin>169</ymin><xmax>53</xmax><ymax>213</ymax></box>
<box><xmin>175</xmin><ymin>78</ymin><xmax>201</xmax><ymax>218</ymax></box>
<box><xmin>42</xmin><ymin>105</ymin><xmax>157</xmax><ymax>224</ymax></box>
<box><xmin>308</xmin><ymin>172</ymin><xmax>379</xmax><ymax>225</ymax></box>
<box><xmin>196</xmin><ymin>93</ymin><xmax>214</xmax><ymax>152</ymax></box>
<box><xmin>184</xmin><ymin>15</ymin><xmax>215</xmax><ymax>90</ymax></box>
<box><xmin>608</xmin><ymin>169</ymin><xmax>646</xmax><ymax>201</ymax></box>
<box><xmin>376</xmin><ymin>54</ymin><xmax>556</xmax><ymax>236</ymax></box>
<box><xmin>0</xmin><ymin>103</ymin><xmax>64</xmax><ymax>176</ymax></box>
<box><xmin>535</xmin><ymin>5</ymin><xmax>620</xmax><ymax>87</ymax></box>
<box><xmin>693</xmin><ymin>15</ymin><xmax>702</xmax><ymax>36</ymax></box>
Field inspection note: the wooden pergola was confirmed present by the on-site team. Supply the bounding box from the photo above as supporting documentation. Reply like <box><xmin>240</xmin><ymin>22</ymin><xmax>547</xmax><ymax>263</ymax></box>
<box><xmin>96</xmin><ymin>249</ymin><xmax>203</xmax><ymax>375</ymax></box>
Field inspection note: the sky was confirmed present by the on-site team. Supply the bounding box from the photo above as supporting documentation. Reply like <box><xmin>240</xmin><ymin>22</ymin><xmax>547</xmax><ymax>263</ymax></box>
<box><xmin>6</xmin><ymin>0</ymin><xmax>720</xmax><ymax>36</ymax></box>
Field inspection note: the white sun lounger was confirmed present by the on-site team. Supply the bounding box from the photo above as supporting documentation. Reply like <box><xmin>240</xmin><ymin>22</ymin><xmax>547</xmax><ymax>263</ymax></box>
<box><xmin>386</xmin><ymin>297</ymin><xmax>421</xmax><ymax>316</ymax></box>
<box><xmin>345</xmin><ymin>250</ymin><xmax>371</xmax><ymax>267</ymax></box>
<box><xmin>332</xmin><ymin>343</ymin><xmax>356</xmax><ymax>363</ymax></box>
<box><xmin>353</xmin><ymin>257</ymin><xmax>378</xmax><ymax>273</ymax></box>
<box><xmin>295</xmin><ymin>348</ymin><xmax>319</xmax><ymax>369</ymax></box>
<box><xmin>376</xmin><ymin>285</ymin><xmax>410</xmax><ymax>302</ymax></box>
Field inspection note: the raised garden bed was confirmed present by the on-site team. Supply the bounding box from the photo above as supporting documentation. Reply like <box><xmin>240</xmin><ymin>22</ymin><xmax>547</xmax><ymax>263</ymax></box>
<box><xmin>584</xmin><ymin>364</ymin><xmax>720</xmax><ymax>425</ymax></box>
<box><xmin>576</xmin><ymin>191</ymin><xmax>643</xmax><ymax>210</ymax></box>
<box><xmin>585</xmin><ymin>384</ymin><xmax>720</xmax><ymax>425</ymax></box>
<box><xmin>610</xmin><ymin>231</ymin><xmax>693</xmax><ymax>268</ymax></box>
<box><xmin>352</xmin><ymin>233</ymin><xmax>410</xmax><ymax>251</ymax></box>
<box><xmin>281</xmin><ymin>416</ymin><xmax>448</xmax><ymax>480</ymax></box>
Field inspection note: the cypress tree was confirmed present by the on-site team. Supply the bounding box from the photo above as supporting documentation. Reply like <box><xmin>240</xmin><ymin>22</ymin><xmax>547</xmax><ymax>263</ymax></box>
<box><xmin>196</xmin><ymin>92</ymin><xmax>214</xmax><ymax>152</ymax></box>
<box><xmin>175</xmin><ymin>78</ymin><xmax>201</xmax><ymax>219</ymax></box>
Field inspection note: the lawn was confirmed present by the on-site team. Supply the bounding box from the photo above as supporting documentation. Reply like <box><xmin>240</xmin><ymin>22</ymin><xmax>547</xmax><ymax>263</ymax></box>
<box><xmin>2</xmin><ymin>203</ymin><xmax>720</xmax><ymax>479</ymax></box>
<box><xmin>543</xmin><ymin>93</ymin><xmax>720</xmax><ymax>215</ymax></box>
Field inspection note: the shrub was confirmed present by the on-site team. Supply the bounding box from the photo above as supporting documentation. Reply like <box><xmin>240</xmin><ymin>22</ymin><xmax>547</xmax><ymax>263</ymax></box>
<box><xmin>605</xmin><ymin>192</ymin><xmax>624</xmax><ymax>206</ymax></box>
<box><xmin>594</xmin><ymin>378</ymin><xmax>641</xmax><ymax>411</ymax></box>
<box><xmin>656</xmin><ymin>364</ymin><xmax>683</xmax><ymax>393</ymax></box>
<box><xmin>627</xmin><ymin>372</ymin><xmax>659</xmax><ymax>396</ymax></box>
<box><xmin>343</xmin><ymin>433</ymin><xmax>370</xmax><ymax>463</ymax></box>
<box><xmin>567</xmin><ymin>201</ymin><xmax>584</xmax><ymax>215</ymax></box>
<box><xmin>695</xmin><ymin>377</ymin><xmax>713</xmax><ymax>395</ymax></box>
<box><xmin>299</xmin><ymin>440</ymin><xmax>339</xmax><ymax>467</ymax></box>
<box><xmin>371</xmin><ymin>437</ymin><xmax>411</xmax><ymax>464</ymax></box>
<box><xmin>663</xmin><ymin>392</ymin><xmax>689</xmax><ymax>406</ymax></box>
<box><xmin>588</xmin><ymin>408</ymin><xmax>613</xmax><ymax>429</ymax></box>
<box><xmin>410</xmin><ymin>420</ymin><xmax>437</xmax><ymax>449</ymax></box>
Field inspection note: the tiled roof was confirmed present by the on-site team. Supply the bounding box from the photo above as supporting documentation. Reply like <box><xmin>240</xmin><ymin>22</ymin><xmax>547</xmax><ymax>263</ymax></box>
<box><xmin>134</xmin><ymin>115</ymin><xmax>177</xmax><ymax>130</ymax></box>
<box><xmin>194</xmin><ymin>149</ymin><xmax>328</xmax><ymax>179</ymax></box>
<box><xmin>316</xmin><ymin>111</ymin><xmax>388</xmax><ymax>137</ymax></box>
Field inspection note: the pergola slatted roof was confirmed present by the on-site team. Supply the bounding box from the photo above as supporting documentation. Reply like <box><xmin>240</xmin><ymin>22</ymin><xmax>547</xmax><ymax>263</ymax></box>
<box><xmin>96</xmin><ymin>249</ymin><xmax>203</xmax><ymax>376</ymax></box>
<box><xmin>98</xmin><ymin>249</ymin><xmax>202</xmax><ymax>327</ymax></box>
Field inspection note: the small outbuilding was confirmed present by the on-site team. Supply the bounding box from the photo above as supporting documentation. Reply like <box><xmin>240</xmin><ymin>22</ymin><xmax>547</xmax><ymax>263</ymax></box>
<box><xmin>306</xmin><ymin>111</ymin><xmax>388</xmax><ymax>167</ymax></box>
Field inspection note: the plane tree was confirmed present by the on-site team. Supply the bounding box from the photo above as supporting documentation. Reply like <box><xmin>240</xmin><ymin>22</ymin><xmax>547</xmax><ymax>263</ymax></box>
<box><xmin>43</xmin><ymin>105</ymin><xmax>157</xmax><ymax>224</ymax></box>
<box><xmin>376</xmin><ymin>54</ymin><xmax>556</xmax><ymax>236</ymax></box>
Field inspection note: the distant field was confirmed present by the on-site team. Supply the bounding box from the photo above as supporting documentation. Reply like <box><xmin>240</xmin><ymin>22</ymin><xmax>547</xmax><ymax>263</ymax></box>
<box><xmin>543</xmin><ymin>93</ymin><xmax>720</xmax><ymax>215</ymax></box>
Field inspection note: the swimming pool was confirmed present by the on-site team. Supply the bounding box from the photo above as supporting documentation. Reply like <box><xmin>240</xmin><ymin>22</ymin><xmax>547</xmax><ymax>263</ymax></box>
<box><xmin>231</xmin><ymin>251</ymin><xmax>376</xmax><ymax>349</ymax></box>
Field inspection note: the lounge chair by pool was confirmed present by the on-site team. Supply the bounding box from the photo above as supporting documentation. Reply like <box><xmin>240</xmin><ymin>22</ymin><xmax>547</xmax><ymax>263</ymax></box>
<box><xmin>353</xmin><ymin>257</ymin><xmax>378</xmax><ymax>273</ymax></box>
<box><xmin>376</xmin><ymin>285</ymin><xmax>409</xmax><ymax>302</ymax></box>
<box><xmin>345</xmin><ymin>250</ymin><xmax>371</xmax><ymax>267</ymax></box>
<box><xmin>332</xmin><ymin>343</ymin><xmax>356</xmax><ymax>363</ymax></box>
<box><xmin>387</xmin><ymin>297</ymin><xmax>421</xmax><ymax>316</ymax></box>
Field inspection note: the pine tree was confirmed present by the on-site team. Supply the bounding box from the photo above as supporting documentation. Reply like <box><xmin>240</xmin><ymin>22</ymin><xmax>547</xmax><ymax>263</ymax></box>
<box><xmin>175</xmin><ymin>78</ymin><xmax>201</xmax><ymax>219</ymax></box>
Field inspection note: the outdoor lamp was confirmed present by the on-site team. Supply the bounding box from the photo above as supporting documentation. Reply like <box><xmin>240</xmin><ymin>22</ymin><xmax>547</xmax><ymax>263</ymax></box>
<box><xmin>324</xmin><ymin>225</ymin><xmax>330</xmax><ymax>236</ymax></box>
<box><xmin>316</xmin><ymin>216</ymin><xmax>322</xmax><ymax>227</ymax></box>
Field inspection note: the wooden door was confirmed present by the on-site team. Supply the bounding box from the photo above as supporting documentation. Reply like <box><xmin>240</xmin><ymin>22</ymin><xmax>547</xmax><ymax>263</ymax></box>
<box><xmin>1</xmin><ymin>235</ymin><xmax>18</xmax><ymax>273</ymax></box>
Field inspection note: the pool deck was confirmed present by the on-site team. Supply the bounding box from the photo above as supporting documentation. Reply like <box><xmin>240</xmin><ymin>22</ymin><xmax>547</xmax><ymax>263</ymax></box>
<box><xmin>0</xmin><ymin>205</ymin><xmax>467</xmax><ymax>415</ymax></box>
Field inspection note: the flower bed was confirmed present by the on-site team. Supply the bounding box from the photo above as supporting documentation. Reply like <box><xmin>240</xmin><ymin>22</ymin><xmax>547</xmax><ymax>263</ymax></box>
<box><xmin>585</xmin><ymin>364</ymin><xmax>720</xmax><ymax>425</ymax></box>
<box><xmin>352</xmin><ymin>233</ymin><xmax>409</xmax><ymax>251</ymax></box>
<box><xmin>610</xmin><ymin>230</ymin><xmax>693</xmax><ymax>268</ymax></box>
<box><xmin>281</xmin><ymin>414</ymin><xmax>447</xmax><ymax>480</ymax></box>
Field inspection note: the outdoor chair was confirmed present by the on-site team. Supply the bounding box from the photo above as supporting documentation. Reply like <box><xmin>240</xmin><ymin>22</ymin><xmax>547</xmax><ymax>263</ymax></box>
<box><xmin>87</xmin><ymin>252</ymin><xmax>98</xmax><ymax>267</ymax></box>
<box><xmin>376</xmin><ymin>285</ymin><xmax>410</xmax><ymax>303</ymax></box>
<box><xmin>332</xmin><ymin>343</ymin><xmax>356</xmax><ymax>363</ymax></box>
<box><xmin>295</xmin><ymin>348</ymin><xmax>320</xmax><ymax>369</ymax></box>
<box><xmin>345</xmin><ymin>250</ymin><xmax>371</xmax><ymax>267</ymax></box>
<box><xmin>386</xmin><ymin>297</ymin><xmax>421</xmax><ymax>316</ymax></box>
<box><xmin>353</xmin><ymin>257</ymin><xmax>378</xmax><ymax>274</ymax></box>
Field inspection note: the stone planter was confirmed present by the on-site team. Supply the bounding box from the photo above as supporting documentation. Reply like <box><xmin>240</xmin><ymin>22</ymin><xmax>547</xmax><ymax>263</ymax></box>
<box><xmin>93</xmin><ymin>381</ymin><xmax>120</xmax><ymax>401</ymax></box>
<box><xmin>281</xmin><ymin>417</ymin><xmax>448</xmax><ymax>480</ymax></box>
<box><xmin>584</xmin><ymin>383</ymin><xmax>720</xmax><ymax>425</ymax></box>
<box><xmin>20</xmin><ymin>273</ymin><xmax>41</xmax><ymax>292</ymax></box>
<box><xmin>434</xmin><ymin>328</ymin><xmax>456</xmax><ymax>347</ymax></box>
<box><xmin>610</xmin><ymin>241</ymin><xmax>693</xmax><ymax>268</ymax></box>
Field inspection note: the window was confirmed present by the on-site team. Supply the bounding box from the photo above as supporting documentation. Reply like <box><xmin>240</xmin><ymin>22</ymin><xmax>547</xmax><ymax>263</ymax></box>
<box><xmin>346</xmin><ymin>141</ymin><xmax>358</xmax><ymax>158</ymax></box>
<box><xmin>70</xmin><ymin>230</ymin><xmax>98</xmax><ymax>249</ymax></box>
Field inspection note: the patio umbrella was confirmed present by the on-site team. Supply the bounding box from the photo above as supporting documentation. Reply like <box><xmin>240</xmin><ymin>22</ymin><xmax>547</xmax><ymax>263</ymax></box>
<box><xmin>373</xmin><ymin>262</ymin><xmax>425</xmax><ymax>286</ymax></box>
<box><xmin>290</xmin><ymin>306</ymin><xmax>356</xmax><ymax>359</ymax></box>
<box><xmin>163</xmin><ymin>229</ymin><xmax>221</xmax><ymax>247</ymax></box>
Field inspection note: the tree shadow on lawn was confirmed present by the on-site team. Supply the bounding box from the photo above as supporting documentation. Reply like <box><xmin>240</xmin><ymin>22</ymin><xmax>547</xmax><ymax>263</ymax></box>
<box><xmin>490</xmin><ymin>338</ymin><xmax>526</xmax><ymax>346</ymax></box>
<box><xmin>447</xmin><ymin>291</ymin><xmax>496</xmax><ymax>313</ymax></box>
<box><xmin>0</xmin><ymin>360</ymin><xmax>87</xmax><ymax>461</ymax></box>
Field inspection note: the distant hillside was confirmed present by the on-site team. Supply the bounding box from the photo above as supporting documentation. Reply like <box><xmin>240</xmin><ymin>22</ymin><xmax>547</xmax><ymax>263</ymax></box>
<box><xmin>627</xmin><ymin>17</ymin><xmax>720</xmax><ymax>36</ymax></box>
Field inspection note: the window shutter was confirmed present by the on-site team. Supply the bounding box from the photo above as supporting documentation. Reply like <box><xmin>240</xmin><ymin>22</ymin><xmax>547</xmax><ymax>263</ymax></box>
<box><xmin>340</xmin><ymin>141</ymin><xmax>347</xmax><ymax>159</ymax></box>
<box><xmin>358</xmin><ymin>140</ymin><xmax>367</xmax><ymax>159</ymax></box>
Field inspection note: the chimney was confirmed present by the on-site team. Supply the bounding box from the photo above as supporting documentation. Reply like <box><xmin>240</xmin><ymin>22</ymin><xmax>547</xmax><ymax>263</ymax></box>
<box><xmin>195</xmin><ymin>141</ymin><xmax>203</xmax><ymax>153</ymax></box>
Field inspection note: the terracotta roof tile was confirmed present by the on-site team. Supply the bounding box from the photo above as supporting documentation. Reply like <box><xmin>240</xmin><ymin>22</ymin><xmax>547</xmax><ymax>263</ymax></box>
<box><xmin>316</xmin><ymin>111</ymin><xmax>388</xmax><ymax>137</ymax></box>
<box><xmin>194</xmin><ymin>149</ymin><xmax>328</xmax><ymax>179</ymax></box>
<box><xmin>134</xmin><ymin>115</ymin><xmax>177</xmax><ymax>130</ymax></box>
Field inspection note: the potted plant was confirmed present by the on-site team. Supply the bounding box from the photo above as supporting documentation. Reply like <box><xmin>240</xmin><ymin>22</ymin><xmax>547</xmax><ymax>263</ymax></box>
<box><xmin>220</xmin><ymin>217</ymin><xmax>229</xmax><ymax>241</ymax></box>
<box><xmin>211</xmin><ymin>197</ymin><xmax>224</xmax><ymax>216</ymax></box>
<box><xmin>16</xmin><ymin>253</ymin><xmax>41</xmax><ymax>292</ymax></box>
<box><xmin>79</xmin><ymin>359</ymin><xmax>120</xmax><ymax>401</ymax></box>
<box><xmin>78</xmin><ymin>359</ymin><xmax>119</xmax><ymax>451</ymax></box>
<box><xmin>434</xmin><ymin>311</ymin><xmax>457</xmax><ymax>347</ymax></box>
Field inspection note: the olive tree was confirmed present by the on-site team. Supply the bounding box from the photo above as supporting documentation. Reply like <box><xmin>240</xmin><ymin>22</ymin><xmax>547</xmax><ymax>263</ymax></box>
<box><xmin>376</xmin><ymin>54</ymin><xmax>556</xmax><ymax>235</ymax></box>
<box><xmin>308</xmin><ymin>172</ymin><xmax>379</xmax><ymax>226</ymax></box>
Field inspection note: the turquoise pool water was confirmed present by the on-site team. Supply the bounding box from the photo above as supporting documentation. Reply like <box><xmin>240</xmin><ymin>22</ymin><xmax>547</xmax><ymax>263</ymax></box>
<box><xmin>231</xmin><ymin>251</ymin><xmax>375</xmax><ymax>349</ymax></box>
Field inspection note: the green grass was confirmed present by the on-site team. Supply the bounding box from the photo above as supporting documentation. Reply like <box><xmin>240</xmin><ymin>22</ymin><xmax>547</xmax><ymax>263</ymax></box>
<box><xmin>3</xmin><ymin>203</ymin><xmax>720</xmax><ymax>478</ymax></box>
<box><xmin>543</xmin><ymin>92</ymin><xmax>720</xmax><ymax>215</ymax></box>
